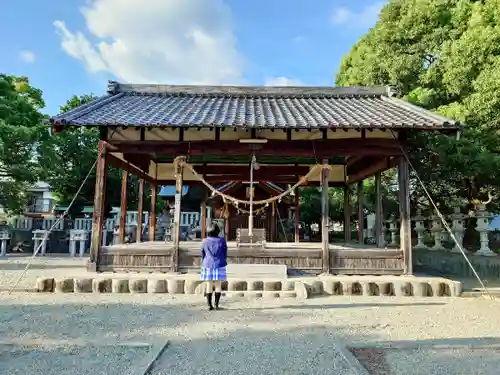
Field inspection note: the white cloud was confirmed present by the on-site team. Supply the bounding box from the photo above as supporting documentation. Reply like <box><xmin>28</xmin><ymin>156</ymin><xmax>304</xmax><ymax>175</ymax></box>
<box><xmin>19</xmin><ymin>50</ymin><xmax>36</xmax><ymax>63</ymax></box>
<box><xmin>53</xmin><ymin>0</ymin><xmax>243</xmax><ymax>84</ymax></box>
<box><xmin>264</xmin><ymin>77</ymin><xmax>304</xmax><ymax>86</ymax></box>
<box><xmin>331</xmin><ymin>2</ymin><xmax>385</xmax><ymax>29</ymax></box>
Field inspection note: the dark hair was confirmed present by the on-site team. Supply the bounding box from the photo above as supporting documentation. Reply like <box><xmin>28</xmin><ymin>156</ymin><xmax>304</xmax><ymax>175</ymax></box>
<box><xmin>207</xmin><ymin>223</ymin><xmax>221</xmax><ymax>237</ymax></box>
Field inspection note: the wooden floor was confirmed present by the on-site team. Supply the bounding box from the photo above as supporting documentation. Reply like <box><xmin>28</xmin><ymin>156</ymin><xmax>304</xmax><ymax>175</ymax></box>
<box><xmin>96</xmin><ymin>241</ymin><xmax>405</xmax><ymax>275</ymax></box>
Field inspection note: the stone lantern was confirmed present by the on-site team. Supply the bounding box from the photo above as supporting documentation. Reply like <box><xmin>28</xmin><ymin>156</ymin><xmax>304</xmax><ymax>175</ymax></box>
<box><xmin>430</xmin><ymin>216</ymin><xmax>445</xmax><ymax>251</ymax></box>
<box><xmin>413</xmin><ymin>210</ymin><xmax>427</xmax><ymax>250</ymax></box>
<box><xmin>475</xmin><ymin>204</ymin><xmax>495</xmax><ymax>256</ymax></box>
<box><xmin>449</xmin><ymin>207</ymin><xmax>467</xmax><ymax>254</ymax></box>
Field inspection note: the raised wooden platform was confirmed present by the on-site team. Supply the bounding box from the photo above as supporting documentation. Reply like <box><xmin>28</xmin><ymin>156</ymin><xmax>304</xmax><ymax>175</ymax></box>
<box><xmin>95</xmin><ymin>241</ymin><xmax>405</xmax><ymax>275</ymax></box>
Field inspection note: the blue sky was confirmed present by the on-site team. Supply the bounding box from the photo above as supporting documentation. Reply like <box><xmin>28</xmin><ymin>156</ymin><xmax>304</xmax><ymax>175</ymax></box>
<box><xmin>1</xmin><ymin>0</ymin><xmax>384</xmax><ymax>115</ymax></box>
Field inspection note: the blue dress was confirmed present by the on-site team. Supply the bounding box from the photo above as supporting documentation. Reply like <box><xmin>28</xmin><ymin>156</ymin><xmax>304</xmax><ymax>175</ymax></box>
<box><xmin>200</xmin><ymin>236</ymin><xmax>228</xmax><ymax>281</ymax></box>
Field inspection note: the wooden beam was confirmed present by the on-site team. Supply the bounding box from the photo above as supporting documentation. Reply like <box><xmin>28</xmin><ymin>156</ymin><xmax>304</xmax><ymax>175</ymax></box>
<box><xmin>344</xmin><ymin>185</ymin><xmax>351</xmax><ymax>243</ymax></box>
<box><xmin>149</xmin><ymin>183</ymin><xmax>157</xmax><ymax>241</ymax></box>
<box><xmin>110</xmin><ymin>139</ymin><xmax>403</xmax><ymax>157</ymax></box>
<box><xmin>357</xmin><ymin>180</ymin><xmax>364</xmax><ymax>244</ymax></box>
<box><xmin>195</xmin><ymin>165</ymin><xmax>310</xmax><ymax>175</ymax></box>
<box><xmin>106</xmin><ymin>152</ymin><xmax>155</xmax><ymax>184</ymax></box>
<box><xmin>171</xmin><ymin>160</ymin><xmax>184</xmax><ymax>272</ymax></box>
<box><xmin>89</xmin><ymin>140</ymin><xmax>108</xmax><ymax>271</ymax></box>
<box><xmin>374</xmin><ymin>172</ymin><xmax>384</xmax><ymax>248</ymax></box>
<box><xmin>136</xmin><ymin>178</ymin><xmax>144</xmax><ymax>243</ymax></box>
<box><xmin>349</xmin><ymin>157</ymin><xmax>397</xmax><ymax>183</ymax></box>
<box><xmin>118</xmin><ymin>170</ymin><xmax>128</xmax><ymax>244</ymax></box>
<box><xmin>321</xmin><ymin>158</ymin><xmax>330</xmax><ymax>274</ymax></box>
<box><xmin>156</xmin><ymin>179</ymin><xmax>346</xmax><ymax>187</ymax></box>
<box><xmin>398</xmin><ymin>156</ymin><xmax>412</xmax><ymax>275</ymax></box>
<box><xmin>294</xmin><ymin>188</ymin><xmax>300</xmax><ymax>243</ymax></box>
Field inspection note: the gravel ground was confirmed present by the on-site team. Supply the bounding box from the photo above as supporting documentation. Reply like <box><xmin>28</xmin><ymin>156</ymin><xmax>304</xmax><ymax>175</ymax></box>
<box><xmin>1</xmin><ymin>292</ymin><xmax>500</xmax><ymax>374</ymax></box>
<box><xmin>0</xmin><ymin>343</ymin><xmax>153</xmax><ymax>375</ymax></box>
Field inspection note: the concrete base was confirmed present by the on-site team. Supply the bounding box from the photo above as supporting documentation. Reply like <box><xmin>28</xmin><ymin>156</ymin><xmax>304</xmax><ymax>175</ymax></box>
<box><xmin>35</xmin><ymin>275</ymin><xmax>462</xmax><ymax>298</ymax></box>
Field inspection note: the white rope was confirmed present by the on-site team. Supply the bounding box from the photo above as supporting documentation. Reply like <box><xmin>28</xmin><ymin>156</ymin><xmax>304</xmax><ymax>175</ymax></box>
<box><xmin>391</xmin><ymin>130</ymin><xmax>494</xmax><ymax>300</ymax></box>
<box><xmin>6</xmin><ymin>150</ymin><xmax>101</xmax><ymax>294</ymax></box>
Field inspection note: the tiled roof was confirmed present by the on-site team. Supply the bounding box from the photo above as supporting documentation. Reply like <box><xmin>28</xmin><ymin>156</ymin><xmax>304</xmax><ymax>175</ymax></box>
<box><xmin>50</xmin><ymin>82</ymin><xmax>459</xmax><ymax>130</ymax></box>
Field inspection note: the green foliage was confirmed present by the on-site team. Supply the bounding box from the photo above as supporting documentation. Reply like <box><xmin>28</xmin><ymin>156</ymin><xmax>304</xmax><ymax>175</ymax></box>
<box><xmin>0</xmin><ymin>74</ymin><xmax>48</xmax><ymax>213</ymax></box>
<box><xmin>336</xmin><ymin>0</ymin><xmax>500</xmax><ymax>212</ymax></box>
<box><xmin>41</xmin><ymin>94</ymin><xmax>142</xmax><ymax>217</ymax></box>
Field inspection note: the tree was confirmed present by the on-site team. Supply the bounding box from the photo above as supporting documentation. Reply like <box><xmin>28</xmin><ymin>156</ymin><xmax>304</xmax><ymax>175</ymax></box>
<box><xmin>0</xmin><ymin>74</ymin><xmax>48</xmax><ymax>213</ymax></box>
<box><xmin>336</xmin><ymin>0</ymin><xmax>500</xmax><ymax>213</ymax></box>
<box><xmin>42</xmin><ymin>94</ymin><xmax>141</xmax><ymax>217</ymax></box>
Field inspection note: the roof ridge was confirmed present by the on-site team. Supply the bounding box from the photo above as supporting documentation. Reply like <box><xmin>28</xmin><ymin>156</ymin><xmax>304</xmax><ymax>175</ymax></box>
<box><xmin>107</xmin><ymin>81</ymin><xmax>391</xmax><ymax>97</ymax></box>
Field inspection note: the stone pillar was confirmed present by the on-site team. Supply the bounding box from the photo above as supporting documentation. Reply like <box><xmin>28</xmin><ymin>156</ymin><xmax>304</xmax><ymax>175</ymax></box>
<box><xmin>374</xmin><ymin>172</ymin><xmax>384</xmax><ymax>248</ymax></box>
<box><xmin>413</xmin><ymin>210</ymin><xmax>427</xmax><ymax>250</ymax></box>
<box><xmin>0</xmin><ymin>228</ymin><xmax>9</xmax><ymax>257</ymax></box>
<box><xmin>430</xmin><ymin>216</ymin><xmax>445</xmax><ymax>251</ymax></box>
<box><xmin>450</xmin><ymin>207</ymin><xmax>467</xmax><ymax>253</ymax></box>
<box><xmin>475</xmin><ymin>204</ymin><xmax>495</xmax><ymax>256</ymax></box>
<box><xmin>70</xmin><ymin>229</ymin><xmax>89</xmax><ymax>257</ymax></box>
<box><xmin>32</xmin><ymin>229</ymin><xmax>49</xmax><ymax>256</ymax></box>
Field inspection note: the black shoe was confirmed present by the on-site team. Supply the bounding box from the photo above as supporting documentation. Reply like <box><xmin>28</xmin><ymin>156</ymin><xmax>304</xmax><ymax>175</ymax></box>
<box><xmin>214</xmin><ymin>292</ymin><xmax>222</xmax><ymax>310</ymax></box>
<box><xmin>206</xmin><ymin>293</ymin><xmax>214</xmax><ymax>310</ymax></box>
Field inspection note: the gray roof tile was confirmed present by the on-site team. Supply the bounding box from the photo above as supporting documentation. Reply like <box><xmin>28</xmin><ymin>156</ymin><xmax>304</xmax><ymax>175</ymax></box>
<box><xmin>50</xmin><ymin>82</ymin><xmax>459</xmax><ymax>130</ymax></box>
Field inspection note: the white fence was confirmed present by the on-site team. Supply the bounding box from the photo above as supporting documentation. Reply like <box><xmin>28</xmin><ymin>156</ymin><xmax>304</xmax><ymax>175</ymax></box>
<box><xmin>11</xmin><ymin>211</ymin><xmax>204</xmax><ymax>232</ymax></box>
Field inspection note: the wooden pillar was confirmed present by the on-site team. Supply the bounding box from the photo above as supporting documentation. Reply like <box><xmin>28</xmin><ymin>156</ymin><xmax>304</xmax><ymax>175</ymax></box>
<box><xmin>148</xmin><ymin>183</ymin><xmax>157</xmax><ymax>241</ymax></box>
<box><xmin>357</xmin><ymin>180</ymin><xmax>364</xmax><ymax>244</ymax></box>
<box><xmin>172</xmin><ymin>159</ymin><xmax>184</xmax><ymax>272</ymax></box>
<box><xmin>344</xmin><ymin>185</ymin><xmax>351</xmax><ymax>243</ymax></box>
<box><xmin>201</xmin><ymin>188</ymin><xmax>207</xmax><ymax>239</ymax></box>
<box><xmin>118</xmin><ymin>170</ymin><xmax>128</xmax><ymax>244</ymax></box>
<box><xmin>136</xmin><ymin>178</ymin><xmax>144</xmax><ymax>243</ymax></box>
<box><xmin>321</xmin><ymin>159</ymin><xmax>330</xmax><ymax>274</ymax></box>
<box><xmin>89</xmin><ymin>140</ymin><xmax>108</xmax><ymax>271</ymax></box>
<box><xmin>294</xmin><ymin>188</ymin><xmax>300</xmax><ymax>243</ymax></box>
<box><xmin>374</xmin><ymin>172</ymin><xmax>384</xmax><ymax>248</ymax></box>
<box><xmin>398</xmin><ymin>157</ymin><xmax>412</xmax><ymax>274</ymax></box>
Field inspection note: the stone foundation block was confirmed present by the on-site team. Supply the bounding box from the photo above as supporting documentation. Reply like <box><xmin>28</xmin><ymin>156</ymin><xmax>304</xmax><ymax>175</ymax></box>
<box><xmin>263</xmin><ymin>281</ymin><xmax>281</xmax><ymax>292</ymax></box>
<box><xmin>55</xmin><ymin>278</ymin><xmax>74</xmax><ymax>293</ymax></box>
<box><xmin>377</xmin><ymin>282</ymin><xmax>395</xmax><ymax>296</ymax></box>
<box><xmin>310</xmin><ymin>280</ymin><xmax>324</xmax><ymax>295</ymax></box>
<box><xmin>280</xmin><ymin>291</ymin><xmax>297</xmax><ymax>298</ymax></box>
<box><xmin>74</xmin><ymin>278</ymin><xmax>93</xmax><ymax>293</ymax></box>
<box><xmin>184</xmin><ymin>280</ymin><xmax>203</xmax><ymax>294</ymax></box>
<box><xmin>129</xmin><ymin>279</ymin><xmax>147</xmax><ymax>293</ymax></box>
<box><xmin>411</xmin><ymin>282</ymin><xmax>429</xmax><ymax>297</ymax></box>
<box><xmin>230</xmin><ymin>292</ymin><xmax>245</xmax><ymax>298</ymax></box>
<box><xmin>263</xmin><ymin>291</ymin><xmax>280</xmax><ymax>299</ymax></box>
<box><xmin>451</xmin><ymin>281</ymin><xmax>462</xmax><ymax>297</ymax></box>
<box><xmin>93</xmin><ymin>279</ymin><xmax>112</xmax><ymax>293</ymax></box>
<box><xmin>393</xmin><ymin>281</ymin><xmax>412</xmax><ymax>297</ymax></box>
<box><xmin>428</xmin><ymin>282</ymin><xmax>444</xmax><ymax>297</ymax></box>
<box><xmin>36</xmin><ymin>278</ymin><xmax>54</xmax><ymax>292</ymax></box>
<box><xmin>322</xmin><ymin>280</ymin><xmax>335</xmax><ymax>295</ymax></box>
<box><xmin>281</xmin><ymin>280</ymin><xmax>295</xmax><ymax>291</ymax></box>
<box><xmin>247</xmin><ymin>280</ymin><xmax>264</xmax><ymax>291</ymax></box>
<box><xmin>147</xmin><ymin>279</ymin><xmax>167</xmax><ymax>294</ymax></box>
<box><xmin>112</xmin><ymin>279</ymin><xmax>130</xmax><ymax>293</ymax></box>
<box><xmin>244</xmin><ymin>291</ymin><xmax>263</xmax><ymax>298</ymax></box>
<box><xmin>167</xmin><ymin>279</ymin><xmax>185</xmax><ymax>294</ymax></box>
<box><xmin>228</xmin><ymin>280</ymin><xmax>247</xmax><ymax>291</ymax></box>
<box><xmin>194</xmin><ymin>282</ymin><xmax>206</xmax><ymax>295</ymax></box>
<box><xmin>294</xmin><ymin>281</ymin><xmax>309</xmax><ymax>299</ymax></box>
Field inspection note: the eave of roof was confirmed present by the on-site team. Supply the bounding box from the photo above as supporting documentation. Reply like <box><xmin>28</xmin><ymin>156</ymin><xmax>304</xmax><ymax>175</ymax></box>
<box><xmin>49</xmin><ymin>81</ymin><xmax>460</xmax><ymax>131</ymax></box>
